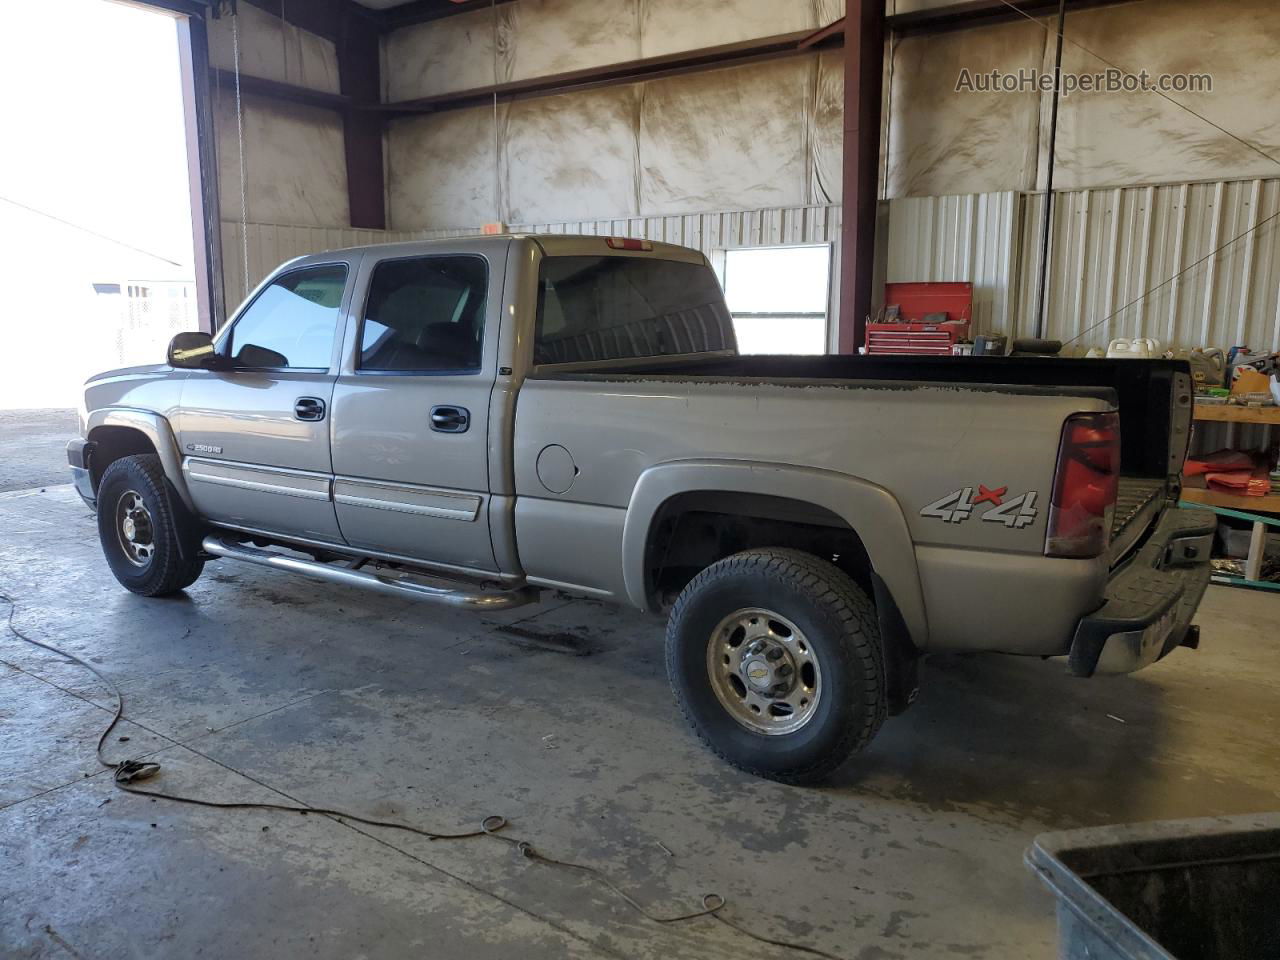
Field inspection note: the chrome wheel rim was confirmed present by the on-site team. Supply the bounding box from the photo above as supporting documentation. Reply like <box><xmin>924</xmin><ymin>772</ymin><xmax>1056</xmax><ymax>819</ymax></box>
<box><xmin>115</xmin><ymin>490</ymin><xmax>155</xmax><ymax>567</ymax></box>
<box><xmin>706</xmin><ymin>607</ymin><xmax>821</xmax><ymax>736</ymax></box>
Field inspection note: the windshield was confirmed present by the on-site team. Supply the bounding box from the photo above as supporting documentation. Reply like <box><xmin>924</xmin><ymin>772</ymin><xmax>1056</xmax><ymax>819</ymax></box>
<box><xmin>535</xmin><ymin>255</ymin><xmax>736</xmax><ymax>365</ymax></box>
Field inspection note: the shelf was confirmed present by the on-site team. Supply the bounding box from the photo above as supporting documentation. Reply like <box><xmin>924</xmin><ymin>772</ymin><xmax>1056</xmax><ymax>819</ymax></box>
<box><xmin>1192</xmin><ymin>404</ymin><xmax>1280</xmax><ymax>424</ymax></box>
<box><xmin>1179</xmin><ymin>487</ymin><xmax>1280</xmax><ymax>513</ymax></box>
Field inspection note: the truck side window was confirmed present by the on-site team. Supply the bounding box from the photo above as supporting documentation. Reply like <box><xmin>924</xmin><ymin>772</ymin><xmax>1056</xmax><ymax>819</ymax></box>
<box><xmin>227</xmin><ymin>264</ymin><xmax>348</xmax><ymax>370</ymax></box>
<box><xmin>359</xmin><ymin>256</ymin><xmax>488</xmax><ymax>373</ymax></box>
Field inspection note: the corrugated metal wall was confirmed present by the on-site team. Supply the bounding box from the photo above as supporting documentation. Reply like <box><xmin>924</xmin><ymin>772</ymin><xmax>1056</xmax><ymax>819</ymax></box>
<box><xmin>885</xmin><ymin>192</ymin><xmax>1022</xmax><ymax>334</ymax></box>
<box><xmin>220</xmin><ymin>205</ymin><xmax>841</xmax><ymax>315</ymax></box>
<box><xmin>889</xmin><ymin>177</ymin><xmax>1280</xmax><ymax>353</ymax></box>
<box><xmin>1019</xmin><ymin>178</ymin><xmax>1280</xmax><ymax>352</ymax></box>
<box><xmin>224</xmin><ymin>178</ymin><xmax>1280</xmax><ymax>356</ymax></box>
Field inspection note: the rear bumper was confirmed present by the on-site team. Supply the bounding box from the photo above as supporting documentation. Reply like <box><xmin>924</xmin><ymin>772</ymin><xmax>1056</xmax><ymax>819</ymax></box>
<box><xmin>1067</xmin><ymin>506</ymin><xmax>1215</xmax><ymax>677</ymax></box>
<box><xmin>67</xmin><ymin>438</ymin><xmax>96</xmax><ymax>509</ymax></box>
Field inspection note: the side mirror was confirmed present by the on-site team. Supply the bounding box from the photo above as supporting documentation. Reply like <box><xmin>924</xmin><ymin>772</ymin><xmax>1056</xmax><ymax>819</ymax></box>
<box><xmin>235</xmin><ymin>343</ymin><xmax>289</xmax><ymax>368</ymax></box>
<box><xmin>168</xmin><ymin>331</ymin><xmax>226</xmax><ymax>369</ymax></box>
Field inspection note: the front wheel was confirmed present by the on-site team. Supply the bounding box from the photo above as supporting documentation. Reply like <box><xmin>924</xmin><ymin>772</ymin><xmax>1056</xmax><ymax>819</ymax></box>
<box><xmin>665</xmin><ymin>548</ymin><xmax>886</xmax><ymax>784</ymax></box>
<box><xmin>96</xmin><ymin>454</ymin><xmax>204</xmax><ymax>597</ymax></box>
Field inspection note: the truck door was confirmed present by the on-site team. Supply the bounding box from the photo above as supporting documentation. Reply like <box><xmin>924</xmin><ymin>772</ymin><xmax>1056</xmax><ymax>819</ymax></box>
<box><xmin>177</xmin><ymin>260</ymin><xmax>353</xmax><ymax>543</ymax></box>
<box><xmin>328</xmin><ymin>251</ymin><xmax>499</xmax><ymax>574</ymax></box>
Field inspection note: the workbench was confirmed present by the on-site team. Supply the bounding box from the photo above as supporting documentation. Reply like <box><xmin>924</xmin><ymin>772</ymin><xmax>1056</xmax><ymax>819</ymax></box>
<box><xmin>1180</xmin><ymin>402</ymin><xmax>1279</xmax><ymax>588</ymax></box>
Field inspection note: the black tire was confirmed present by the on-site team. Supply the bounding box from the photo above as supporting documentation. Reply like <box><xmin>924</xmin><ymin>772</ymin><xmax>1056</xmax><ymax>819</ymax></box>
<box><xmin>96</xmin><ymin>454</ymin><xmax>204</xmax><ymax>597</ymax></box>
<box><xmin>665</xmin><ymin>548</ymin><xmax>886</xmax><ymax>784</ymax></box>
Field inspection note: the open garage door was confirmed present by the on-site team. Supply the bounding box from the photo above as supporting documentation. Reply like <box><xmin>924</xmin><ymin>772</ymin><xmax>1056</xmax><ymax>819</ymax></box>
<box><xmin>0</xmin><ymin>0</ymin><xmax>211</xmax><ymax>409</ymax></box>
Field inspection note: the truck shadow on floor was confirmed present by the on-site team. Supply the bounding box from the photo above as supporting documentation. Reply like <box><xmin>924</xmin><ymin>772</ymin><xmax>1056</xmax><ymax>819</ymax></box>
<box><xmin>828</xmin><ymin>649</ymin><xmax>1266</xmax><ymax>830</ymax></box>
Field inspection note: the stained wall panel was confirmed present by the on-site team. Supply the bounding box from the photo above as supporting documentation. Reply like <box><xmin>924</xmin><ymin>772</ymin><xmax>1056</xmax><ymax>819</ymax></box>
<box><xmin>885</xmin><ymin>0</ymin><xmax>1280</xmax><ymax>198</ymax></box>
<box><xmin>384</xmin><ymin>11</ymin><xmax>497</xmax><ymax>101</ymax></box>
<box><xmin>504</xmin><ymin>86</ymin><xmax>640</xmax><ymax>223</ymax></box>
<box><xmin>1051</xmin><ymin>0</ymin><xmax>1280</xmax><ymax>190</ymax></box>
<box><xmin>505</xmin><ymin>0</ymin><xmax>640</xmax><ymax>81</ymax></box>
<box><xmin>382</xmin><ymin>0</ymin><xmax>841</xmax><ymax>102</ymax></box>
<box><xmin>811</xmin><ymin>50</ymin><xmax>845</xmax><ymax>205</ymax></box>
<box><xmin>885</xmin><ymin>18</ymin><xmax>1044</xmax><ymax>198</ymax></box>
<box><xmin>214</xmin><ymin>94</ymin><xmax>349</xmax><ymax>231</ymax></box>
<box><xmin>387</xmin><ymin>109</ymin><xmax>502</xmax><ymax>230</ymax></box>
<box><xmin>638</xmin><ymin>58</ymin><xmax>811</xmax><ymax>216</ymax></box>
<box><xmin>208</xmin><ymin>8</ymin><xmax>347</xmax><ymax>244</ymax></box>
<box><xmin>639</xmin><ymin>0</ymin><xmax>820</xmax><ymax>58</ymax></box>
<box><xmin>207</xmin><ymin>5</ymin><xmax>339</xmax><ymax>94</ymax></box>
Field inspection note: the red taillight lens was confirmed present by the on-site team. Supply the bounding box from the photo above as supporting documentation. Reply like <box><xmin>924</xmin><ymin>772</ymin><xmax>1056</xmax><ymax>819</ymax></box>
<box><xmin>1045</xmin><ymin>411</ymin><xmax>1121</xmax><ymax>558</ymax></box>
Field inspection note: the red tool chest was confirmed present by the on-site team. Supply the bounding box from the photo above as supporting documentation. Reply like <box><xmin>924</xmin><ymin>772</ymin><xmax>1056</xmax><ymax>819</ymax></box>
<box><xmin>865</xmin><ymin>281</ymin><xmax>973</xmax><ymax>355</ymax></box>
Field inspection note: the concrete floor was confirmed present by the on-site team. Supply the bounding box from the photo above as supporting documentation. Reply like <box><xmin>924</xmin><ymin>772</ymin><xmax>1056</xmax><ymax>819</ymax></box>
<box><xmin>1</xmin><ymin>424</ymin><xmax>1278</xmax><ymax>959</ymax></box>
<box><xmin>0</xmin><ymin>409</ymin><xmax>78</xmax><ymax>493</ymax></box>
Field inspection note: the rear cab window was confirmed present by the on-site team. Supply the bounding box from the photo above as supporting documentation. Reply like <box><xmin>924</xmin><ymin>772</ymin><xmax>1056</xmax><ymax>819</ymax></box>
<box><xmin>535</xmin><ymin>255</ymin><xmax>735</xmax><ymax>365</ymax></box>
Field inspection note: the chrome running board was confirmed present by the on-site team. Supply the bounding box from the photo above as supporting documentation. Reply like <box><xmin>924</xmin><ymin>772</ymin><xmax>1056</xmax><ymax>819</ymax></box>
<box><xmin>201</xmin><ymin>535</ymin><xmax>537</xmax><ymax>612</ymax></box>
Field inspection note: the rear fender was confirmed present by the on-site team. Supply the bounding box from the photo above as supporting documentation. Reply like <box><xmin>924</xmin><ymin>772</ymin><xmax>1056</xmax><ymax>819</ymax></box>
<box><xmin>621</xmin><ymin>459</ymin><xmax>929</xmax><ymax>646</ymax></box>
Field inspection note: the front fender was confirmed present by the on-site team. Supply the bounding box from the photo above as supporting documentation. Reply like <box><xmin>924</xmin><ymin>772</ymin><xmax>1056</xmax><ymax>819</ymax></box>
<box><xmin>621</xmin><ymin>460</ymin><xmax>929</xmax><ymax>646</ymax></box>
<box><xmin>86</xmin><ymin>407</ymin><xmax>196</xmax><ymax>511</ymax></box>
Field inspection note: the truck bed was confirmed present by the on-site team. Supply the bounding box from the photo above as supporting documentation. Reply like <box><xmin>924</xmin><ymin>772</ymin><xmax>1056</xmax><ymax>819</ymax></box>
<box><xmin>540</xmin><ymin>353</ymin><xmax>1190</xmax><ymax>567</ymax></box>
<box><xmin>593</xmin><ymin>354</ymin><xmax>1190</xmax><ymax>483</ymax></box>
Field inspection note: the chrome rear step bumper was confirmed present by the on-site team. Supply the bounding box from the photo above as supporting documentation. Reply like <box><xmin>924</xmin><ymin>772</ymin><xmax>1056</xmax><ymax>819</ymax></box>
<box><xmin>201</xmin><ymin>536</ymin><xmax>538</xmax><ymax>611</ymax></box>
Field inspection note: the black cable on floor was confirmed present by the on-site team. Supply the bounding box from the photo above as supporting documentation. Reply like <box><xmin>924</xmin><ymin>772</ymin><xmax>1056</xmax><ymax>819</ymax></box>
<box><xmin>1</xmin><ymin>590</ymin><xmax>845</xmax><ymax>959</ymax></box>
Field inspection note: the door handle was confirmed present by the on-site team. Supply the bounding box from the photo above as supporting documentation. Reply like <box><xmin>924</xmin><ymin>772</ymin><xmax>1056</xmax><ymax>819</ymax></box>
<box><xmin>430</xmin><ymin>405</ymin><xmax>470</xmax><ymax>433</ymax></box>
<box><xmin>294</xmin><ymin>397</ymin><xmax>326</xmax><ymax>421</ymax></box>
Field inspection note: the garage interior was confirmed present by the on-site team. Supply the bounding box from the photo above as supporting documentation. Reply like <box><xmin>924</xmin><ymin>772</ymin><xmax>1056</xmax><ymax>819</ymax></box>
<box><xmin>3</xmin><ymin>1</ymin><xmax>1280</xmax><ymax>958</ymax></box>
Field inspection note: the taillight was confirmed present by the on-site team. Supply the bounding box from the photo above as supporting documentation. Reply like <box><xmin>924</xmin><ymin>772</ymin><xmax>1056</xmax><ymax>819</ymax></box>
<box><xmin>605</xmin><ymin>236</ymin><xmax>653</xmax><ymax>251</ymax></box>
<box><xmin>1045</xmin><ymin>411</ymin><xmax>1121</xmax><ymax>558</ymax></box>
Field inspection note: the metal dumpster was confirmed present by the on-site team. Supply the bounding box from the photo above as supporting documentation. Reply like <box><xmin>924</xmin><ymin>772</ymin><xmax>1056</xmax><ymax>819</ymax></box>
<box><xmin>1026</xmin><ymin>814</ymin><xmax>1280</xmax><ymax>959</ymax></box>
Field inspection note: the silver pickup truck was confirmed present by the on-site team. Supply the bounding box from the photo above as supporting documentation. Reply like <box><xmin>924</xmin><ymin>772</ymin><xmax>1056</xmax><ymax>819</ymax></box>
<box><xmin>69</xmin><ymin>234</ymin><xmax>1213</xmax><ymax>783</ymax></box>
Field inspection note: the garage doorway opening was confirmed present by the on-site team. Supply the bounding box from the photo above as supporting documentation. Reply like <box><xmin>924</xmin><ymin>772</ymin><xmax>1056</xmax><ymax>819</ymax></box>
<box><xmin>0</xmin><ymin>0</ymin><xmax>200</xmax><ymax>409</ymax></box>
<box><xmin>721</xmin><ymin>245</ymin><xmax>832</xmax><ymax>355</ymax></box>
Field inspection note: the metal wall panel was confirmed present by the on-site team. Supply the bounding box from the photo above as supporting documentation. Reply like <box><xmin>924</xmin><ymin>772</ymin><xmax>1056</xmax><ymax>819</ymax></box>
<box><xmin>885</xmin><ymin>191</ymin><xmax>1023</xmax><ymax>335</ymax></box>
<box><xmin>886</xmin><ymin>178</ymin><xmax>1280</xmax><ymax>353</ymax></box>
<box><xmin>220</xmin><ymin>205</ymin><xmax>841</xmax><ymax>316</ymax></box>
<box><xmin>1018</xmin><ymin>178</ymin><xmax>1280</xmax><ymax>352</ymax></box>
<box><xmin>225</xmin><ymin>178</ymin><xmax>1280</xmax><ymax>356</ymax></box>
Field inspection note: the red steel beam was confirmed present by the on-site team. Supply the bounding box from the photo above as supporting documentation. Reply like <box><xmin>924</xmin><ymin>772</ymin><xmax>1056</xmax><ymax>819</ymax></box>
<box><xmin>210</xmin><ymin>68</ymin><xmax>354</xmax><ymax>111</ymax></box>
<box><xmin>335</xmin><ymin>9</ymin><xmax>386</xmax><ymax>229</ymax></box>
<box><xmin>838</xmin><ymin>0</ymin><xmax>884</xmax><ymax>354</ymax></box>
<box><xmin>375</xmin><ymin>30</ymin><xmax>830</xmax><ymax>117</ymax></box>
<box><xmin>886</xmin><ymin>0</ymin><xmax>1138</xmax><ymax>35</ymax></box>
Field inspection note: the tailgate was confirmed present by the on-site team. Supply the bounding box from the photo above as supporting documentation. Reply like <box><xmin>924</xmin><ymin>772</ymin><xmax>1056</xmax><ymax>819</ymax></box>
<box><xmin>1110</xmin><ymin>477</ymin><xmax>1167</xmax><ymax>565</ymax></box>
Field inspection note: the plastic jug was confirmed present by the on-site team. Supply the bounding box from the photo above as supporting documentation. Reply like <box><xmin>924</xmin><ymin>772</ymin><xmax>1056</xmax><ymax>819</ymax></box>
<box><xmin>1106</xmin><ymin>337</ymin><xmax>1162</xmax><ymax>358</ymax></box>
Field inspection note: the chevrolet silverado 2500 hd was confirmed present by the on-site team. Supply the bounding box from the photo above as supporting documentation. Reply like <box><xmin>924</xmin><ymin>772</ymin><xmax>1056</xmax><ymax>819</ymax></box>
<box><xmin>68</xmin><ymin>235</ymin><xmax>1213</xmax><ymax>783</ymax></box>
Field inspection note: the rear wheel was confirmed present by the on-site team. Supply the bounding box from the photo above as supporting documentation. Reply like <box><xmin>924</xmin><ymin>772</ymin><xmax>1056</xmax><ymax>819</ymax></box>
<box><xmin>665</xmin><ymin>548</ymin><xmax>885</xmax><ymax>784</ymax></box>
<box><xmin>97</xmin><ymin>454</ymin><xmax>204</xmax><ymax>596</ymax></box>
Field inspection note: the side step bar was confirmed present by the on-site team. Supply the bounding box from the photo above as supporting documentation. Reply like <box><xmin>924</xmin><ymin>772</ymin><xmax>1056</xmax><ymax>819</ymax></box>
<box><xmin>201</xmin><ymin>536</ymin><xmax>537</xmax><ymax>612</ymax></box>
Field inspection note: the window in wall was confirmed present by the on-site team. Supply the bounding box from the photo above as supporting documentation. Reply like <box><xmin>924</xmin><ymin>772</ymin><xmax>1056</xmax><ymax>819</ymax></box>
<box><xmin>359</xmin><ymin>255</ymin><xmax>488</xmax><ymax>373</ymax></box>
<box><xmin>227</xmin><ymin>264</ymin><xmax>348</xmax><ymax>369</ymax></box>
<box><xmin>722</xmin><ymin>245</ymin><xmax>831</xmax><ymax>355</ymax></box>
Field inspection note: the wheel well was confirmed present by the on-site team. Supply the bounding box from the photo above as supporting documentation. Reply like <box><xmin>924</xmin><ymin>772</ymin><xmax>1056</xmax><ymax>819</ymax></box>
<box><xmin>646</xmin><ymin>491</ymin><xmax>920</xmax><ymax>716</ymax></box>
<box><xmin>644</xmin><ymin>491</ymin><xmax>873</xmax><ymax>607</ymax></box>
<box><xmin>87</xmin><ymin>426</ymin><xmax>157</xmax><ymax>491</ymax></box>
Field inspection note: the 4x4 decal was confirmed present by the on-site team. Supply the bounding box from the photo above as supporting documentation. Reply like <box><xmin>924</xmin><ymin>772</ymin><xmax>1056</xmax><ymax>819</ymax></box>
<box><xmin>921</xmin><ymin>486</ymin><xmax>1039</xmax><ymax>528</ymax></box>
